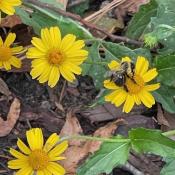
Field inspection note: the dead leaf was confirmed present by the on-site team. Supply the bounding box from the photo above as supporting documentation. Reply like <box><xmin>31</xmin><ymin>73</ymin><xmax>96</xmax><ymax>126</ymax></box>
<box><xmin>118</xmin><ymin>0</ymin><xmax>150</xmax><ymax>13</ymax></box>
<box><xmin>0</xmin><ymin>15</ymin><xmax>21</xmax><ymax>28</ymax></box>
<box><xmin>0</xmin><ymin>98</ymin><xmax>20</xmax><ymax>137</ymax></box>
<box><xmin>60</xmin><ymin>110</ymin><xmax>83</xmax><ymax>146</ymax></box>
<box><xmin>81</xmin><ymin>103</ymin><xmax>146</xmax><ymax>122</ymax></box>
<box><xmin>157</xmin><ymin>105</ymin><xmax>170</xmax><ymax>127</ymax></box>
<box><xmin>160</xmin><ymin>111</ymin><xmax>175</xmax><ymax>132</ymax></box>
<box><xmin>60</xmin><ymin>111</ymin><xmax>123</xmax><ymax>174</ymax></box>
<box><xmin>0</xmin><ymin>78</ymin><xmax>11</xmax><ymax>97</ymax></box>
<box><xmin>19</xmin><ymin>105</ymin><xmax>64</xmax><ymax>133</ymax></box>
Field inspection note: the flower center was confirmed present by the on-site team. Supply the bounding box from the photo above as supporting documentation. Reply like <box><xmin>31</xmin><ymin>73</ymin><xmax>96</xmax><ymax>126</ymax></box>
<box><xmin>125</xmin><ymin>74</ymin><xmax>145</xmax><ymax>94</ymax></box>
<box><xmin>28</xmin><ymin>149</ymin><xmax>49</xmax><ymax>171</ymax></box>
<box><xmin>0</xmin><ymin>46</ymin><xmax>12</xmax><ymax>61</ymax></box>
<box><xmin>48</xmin><ymin>49</ymin><xmax>63</xmax><ymax>65</ymax></box>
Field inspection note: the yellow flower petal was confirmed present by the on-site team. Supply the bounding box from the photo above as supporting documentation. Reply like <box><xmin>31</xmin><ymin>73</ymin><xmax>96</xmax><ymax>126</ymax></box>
<box><xmin>4</xmin><ymin>33</ymin><xmax>16</xmax><ymax>46</ymax></box>
<box><xmin>17</xmin><ymin>138</ymin><xmax>31</xmax><ymax>155</ymax></box>
<box><xmin>8</xmin><ymin>159</ymin><xmax>29</xmax><ymax>169</ymax></box>
<box><xmin>11</xmin><ymin>46</ymin><xmax>23</xmax><ymax>54</ymax></box>
<box><xmin>59</xmin><ymin>65</ymin><xmax>76</xmax><ymax>82</ymax></box>
<box><xmin>104</xmin><ymin>79</ymin><xmax>119</xmax><ymax>90</ymax></box>
<box><xmin>15</xmin><ymin>166</ymin><xmax>33</xmax><ymax>175</ymax></box>
<box><xmin>63</xmin><ymin>62</ymin><xmax>82</xmax><ymax>75</ymax></box>
<box><xmin>0</xmin><ymin>37</ymin><xmax>3</xmax><ymax>46</ymax></box>
<box><xmin>0</xmin><ymin>3</ymin><xmax>15</xmax><ymax>15</ymax></box>
<box><xmin>27</xmin><ymin>47</ymin><xmax>45</xmax><ymax>59</ymax></box>
<box><xmin>66</xmin><ymin>40</ymin><xmax>85</xmax><ymax>53</ymax></box>
<box><xmin>133</xmin><ymin>94</ymin><xmax>141</xmax><ymax>105</ymax></box>
<box><xmin>44</xmin><ymin>133</ymin><xmax>60</xmax><ymax>153</ymax></box>
<box><xmin>31</xmin><ymin>37</ymin><xmax>47</xmax><ymax>52</ymax></box>
<box><xmin>61</xmin><ymin>34</ymin><xmax>76</xmax><ymax>52</ymax></box>
<box><xmin>135</xmin><ymin>56</ymin><xmax>149</xmax><ymax>75</ymax></box>
<box><xmin>145</xmin><ymin>83</ymin><xmax>160</xmax><ymax>91</ymax></box>
<box><xmin>10</xmin><ymin>56</ymin><xmax>21</xmax><ymax>68</ymax></box>
<box><xmin>37</xmin><ymin>65</ymin><xmax>52</xmax><ymax>83</ymax></box>
<box><xmin>108</xmin><ymin>60</ymin><xmax>120</xmax><ymax>71</ymax></box>
<box><xmin>3</xmin><ymin>61</ymin><xmax>11</xmax><ymax>70</ymax></box>
<box><xmin>9</xmin><ymin>148</ymin><xmax>28</xmax><ymax>160</ymax></box>
<box><xmin>48</xmin><ymin>66</ymin><xmax>60</xmax><ymax>88</ymax></box>
<box><xmin>121</xmin><ymin>56</ymin><xmax>131</xmax><ymax>62</ymax></box>
<box><xmin>26</xmin><ymin>128</ymin><xmax>44</xmax><ymax>150</ymax></box>
<box><xmin>123</xmin><ymin>95</ymin><xmax>135</xmax><ymax>113</ymax></box>
<box><xmin>41</xmin><ymin>28</ymin><xmax>52</xmax><ymax>49</ymax></box>
<box><xmin>47</xmin><ymin>162</ymin><xmax>65</xmax><ymax>175</ymax></box>
<box><xmin>49</xmin><ymin>26</ymin><xmax>61</xmax><ymax>48</ymax></box>
<box><xmin>48</xmin><ymin>141</ymin><xmax>68</xmax><ymax>158</ymax></box>
<box><xmin>105</xmin><ymin>90</ymin><xmax>121</xmax><ymax>102</ymax></box>
<box><xmin>143</xmin><ymin>68</ymin><xmax>158</xmax><ymax>82</ymax></box>
<box><xmin>139</xmin><ymin>90</ymin><xmax>155</xmax><ymax>108</ymax></box>
<box><xmin>113</xmin><ymin>90</ymin><xmax>127</xmax><ymax>107</ymax></box>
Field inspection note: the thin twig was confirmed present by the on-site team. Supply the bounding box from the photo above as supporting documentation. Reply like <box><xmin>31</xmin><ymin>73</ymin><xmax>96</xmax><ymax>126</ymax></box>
<box><xmin>24</xmin><ymin>0</ymin><xmax>143</xmax><ymax>46</ymax></box>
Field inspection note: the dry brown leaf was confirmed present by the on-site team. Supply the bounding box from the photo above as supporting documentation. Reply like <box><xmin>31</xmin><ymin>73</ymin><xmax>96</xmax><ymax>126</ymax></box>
<box><xmin>118</xmin><ymin>0</ymin><xmax>150</xmax><ymax>13</ymax></box>
<box><xmin>0</xmin><ymin>78</ymin><xmax>11</xmax><ymax>97</ymax></box>
<box><xmin>60</xmin><ymin>110</ymin><xmax>83</xmax><ymax>146</ymax></box>
<box><xmin>81</xmin><ymin>103</ymin><xmax>146</xmax><ymax>122</ymax></box>
<box><xmin>60</xmin><ymin>111</ymin><xmax>123</xmax><ymax>174</ymax></box>
<box><xmin>0</xmin><ymin>15</ymin><xmax>21</xmax><ymax>28</ymax></box>
<box><xmin>0</xmin><ymin>98</ymin><xmax>20</xmax><ymax>137</ymax></box>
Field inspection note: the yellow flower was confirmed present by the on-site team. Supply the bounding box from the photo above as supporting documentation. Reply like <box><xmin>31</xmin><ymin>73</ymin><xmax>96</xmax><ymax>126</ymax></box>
<box><xmin>8</xmin><ymin>128</ymin><xmax>68</xmax><ymax>175</ymax></box>
<box><xmin>0</xmin><ymin>0</ymin><xmax>22</xmax><ymax>15</ymax></box>
<box><xmin>0</xmin><ymin>33</ymin><xmax>23</xmax><ymax>70</ymax></box>
<box><xmin>26</xmin><ymin>26</ymin><xmax>88</xmax><ymax>88</ymax></box>
<box><xmin>104</xmin><ymin>56</ymin><xmax>160</xmax><ymax>113</ymax></box>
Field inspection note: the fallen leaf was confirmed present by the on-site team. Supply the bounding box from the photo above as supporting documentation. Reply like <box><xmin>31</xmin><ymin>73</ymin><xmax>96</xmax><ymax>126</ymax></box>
<box><xmin>0</xmin><ymin>15</ymin><xmax>21</xmax><ymax>28</ymax></box>
<box><xmin>81</xmin><ymin>103</ymin><xmax>146</xmax><ymax>122</ymax></box>
<box><xmin>0</xmin><ymin>78</ymin><xmax>11</xmax><ymax>97</ymax></box>
<box><xmin>60</xmin><ymin>110</ymin><xmax>83</xmax><ymax>146</ymax></box>
<box><xmin>19</xmin><ymin>105</ymin><xmax>64</xmax><ymax>133</ymax></box>
<box><xmin>0</xmin><ymin>98</ymin><xmax>20</xmax><ymax>137</ymax></box>
<box><xmin>60</xmin><ymin>110</ymin><xmax>123</xmax><ymax>174</ymax></box>
<box><xmin>118</xmin><ymin>0</ymin><xmax>150</xmax><ymax>13</ymax></box>
<box><xmin>157</xmin><ymin>104</ymin><xmax>170</xmax><ymax>127</ymax></box>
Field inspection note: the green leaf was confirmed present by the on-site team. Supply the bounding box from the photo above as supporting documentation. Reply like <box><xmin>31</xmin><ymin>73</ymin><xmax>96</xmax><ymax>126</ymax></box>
<box><xmin>69</xmin><ymin>0</ymin><xmax>89</xmax><ymax>16</ymax></box>
<box><xmin>129</xmin><ymin>128</ymin><xmax>175</xmax><ymax>157</ymax></box>
<box><xmin>82</xmin><ymin>42</ymin><xmax>107</xmax><ymax>89</ymax></box>
<box><xmin>37</xmin><ymin>0</ymin><xmax>64</xmax><ymax>9</ymax></box>
<box><xmin>161</xmin><ymin>157</ymin><xmax>175</xmax><ymax>175</ymax></box>
<box><xmin>17</xmin><ymin>4</ymin><xmax>92</xmax><ymax>39</ymax></box>
<box><xmin>146</xmin><ymin>0</ymin><xmax>175</xmax><ymax>54</ymax></box>
<box><xmin>126</xmin><ymin>0</ymin><xmax>158</xmax><ymax>39</ymax></box>
<box><xmin>155</xmin><ymin>55</ymin><xmax>175</xmax><ymax>87</ymax></box>
<box><xmin>153</xmin><ymin>85</ymin><xmax>175</xmax><ymax>113</ymax></box>
<box><xmin>77</xmin><ymin>140</ymin><xmax>130</xmax><ymax>175</ymax></box>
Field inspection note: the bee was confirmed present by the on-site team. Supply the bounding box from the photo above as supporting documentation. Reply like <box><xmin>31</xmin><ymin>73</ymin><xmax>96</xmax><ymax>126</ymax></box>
<box><xmin>110</xmin><ymin>61</ymin><xmax>135</xmax><ymax>87</ymax></box>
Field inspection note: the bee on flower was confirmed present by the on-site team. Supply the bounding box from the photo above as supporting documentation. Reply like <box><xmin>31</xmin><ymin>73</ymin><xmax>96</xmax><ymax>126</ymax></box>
<box><xmin>0</xmin><ymin>0</ymin><xmax>22</xmax><ymax>16</ymax></box>
<box><xmin>8</xmin><ymin>128</ymin><xmax>68</xmax><ymax>175</ymax></box>
<box><xmin>26</xmin><ymin>26</ymin><xmax>88</xmax><ymax>88</ymax></box>
<box><xmin>104</xmin><ymin>56</ymin><xmax>160</xmax><ymax>113</ymax></box>
<box><xmin>0</xmin><ymin>32</ymin><xmax>23</xmax><ymax>70</ymax></box>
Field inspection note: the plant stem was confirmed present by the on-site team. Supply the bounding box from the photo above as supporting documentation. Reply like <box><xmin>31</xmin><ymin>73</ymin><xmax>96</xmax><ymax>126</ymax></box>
<box><xmin>163</xmin><ymin>129</ymin><xmax>175</xmax><ymax>137</ymax></box>
<box><xmin>84</xmin><ymin>60</ymin><xmax>108</xmax><ymax>66</ymax></box>
<box><xmin>60</xmin><ymin>135</ymin><xmax>130</xmax><ymax>143</ymax></box>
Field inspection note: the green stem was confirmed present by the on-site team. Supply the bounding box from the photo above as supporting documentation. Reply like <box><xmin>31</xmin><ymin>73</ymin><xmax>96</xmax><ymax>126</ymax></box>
<box><xmin>60</xmin><ymin>135</ymin><xmax>130</xmax><ymax>143</ymax></box>
<box><xmin>163</xmin><ymin>129</ymin><xmax>175</xmax><ymax>137</ymax></box>
<box><xmin>84</xmin><ymin>60</ymin><xmax>108</xmax><ymax>66</ymax></box>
